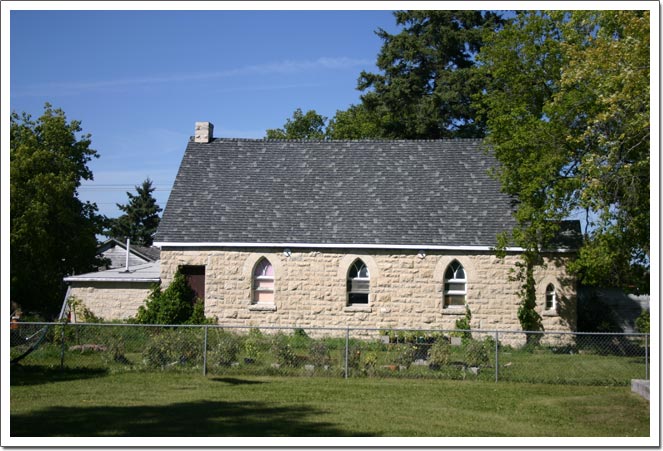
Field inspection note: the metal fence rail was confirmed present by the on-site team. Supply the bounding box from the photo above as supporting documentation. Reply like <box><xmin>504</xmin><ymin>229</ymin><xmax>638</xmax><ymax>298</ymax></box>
<box><xmin>10</xmin><ymin>322</ymin><xmax>649</xmax><ymax>385</ymax></box>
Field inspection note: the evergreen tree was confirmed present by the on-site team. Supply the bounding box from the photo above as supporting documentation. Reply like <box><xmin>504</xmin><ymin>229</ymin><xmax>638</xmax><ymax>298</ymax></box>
<box><xmin>108</xmin><ymin>178</ymin><xmax>162</xmax><ymax>246</ymax></box>
<box><xmin>357</xmin><ymin>10</ymin><xmax>505</xmax><ymax>139</ymax></box>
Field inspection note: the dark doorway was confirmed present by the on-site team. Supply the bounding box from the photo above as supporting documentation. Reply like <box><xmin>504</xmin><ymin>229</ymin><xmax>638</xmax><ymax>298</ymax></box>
<box><xmin>180</xmin><ymin>265</ymin><xmax>205</xmax><ymax>302</ymax></box>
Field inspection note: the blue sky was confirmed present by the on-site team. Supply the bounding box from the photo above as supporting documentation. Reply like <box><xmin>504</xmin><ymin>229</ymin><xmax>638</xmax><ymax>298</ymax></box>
<box><xmin>9</xmin><ymin>8</ymin><xmax>400</xmax><ymax>218</ymax></box>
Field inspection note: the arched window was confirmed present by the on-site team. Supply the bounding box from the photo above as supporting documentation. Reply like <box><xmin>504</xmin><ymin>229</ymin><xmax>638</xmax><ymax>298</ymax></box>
<box><xmin>444</xmin><ymin>260</ymin><xmax>466</xmax><ymax>308</ymax></box>
<box><xmin>253</xmin><ymin>258</ymin><xmax>274</xmax><ymax>304</ymax></box>
<box><xmin>545</xmin><ymin>284</ymin><xmax>556</xmax><ymax>311</ymax></box>
<box><xmin>347</xmin><ymin>259</ymin><xmax>370</xmax><ymax>305</ymax></box>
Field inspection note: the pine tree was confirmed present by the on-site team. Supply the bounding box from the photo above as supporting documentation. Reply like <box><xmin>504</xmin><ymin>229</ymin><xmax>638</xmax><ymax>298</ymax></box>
<box><xmin>108</xmin><ymin>178</ymin><xmax>162</xmax><ymax>246</ymax></box>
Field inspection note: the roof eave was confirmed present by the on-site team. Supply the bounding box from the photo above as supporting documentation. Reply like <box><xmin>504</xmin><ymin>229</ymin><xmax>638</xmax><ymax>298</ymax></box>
<box><xmin>153</xmin><ymin>241</ymin><xmax>578</xmax><ymax>254</ymax></box>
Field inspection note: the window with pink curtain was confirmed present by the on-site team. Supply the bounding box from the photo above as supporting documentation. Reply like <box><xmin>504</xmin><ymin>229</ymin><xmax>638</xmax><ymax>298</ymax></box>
<box><xmin>253</xmin><ymin>258</ymin><xmax>275</xmax><ymax>304</ymax></box>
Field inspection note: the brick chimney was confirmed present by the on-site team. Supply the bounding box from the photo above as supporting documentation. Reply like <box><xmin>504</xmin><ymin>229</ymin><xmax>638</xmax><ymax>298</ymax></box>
<box><xmin>194</xmin><ymin>121</ymin><xmax>214</xmax><ymax>143</ymax></box>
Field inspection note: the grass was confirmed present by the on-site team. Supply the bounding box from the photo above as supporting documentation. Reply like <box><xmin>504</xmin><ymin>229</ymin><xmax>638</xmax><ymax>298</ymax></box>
<box><xmin>10</xmin><ymin>365</ymin><xmax>649</xmax><ymax>437</ymax></box>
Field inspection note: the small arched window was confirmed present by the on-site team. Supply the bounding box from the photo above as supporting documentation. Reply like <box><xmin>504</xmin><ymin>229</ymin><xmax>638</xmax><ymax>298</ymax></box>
<box><xmin>347</xmin><ymin>259</ymin><xmax>370</xmax><ymax>305</ymax></box>
<box><xmin>444</xmin><ymin>260</ymin><xmax>467</xmax><ymax>308</ymax></box>
<box><xmin>545</xmin><ymin>284</ymin><xmax>556</xmax><ymax>311</ymax></box>
<box><xmin>253</xmin><ymin>258</ymin><xmax>274</xmax><ymax>304</ymax></box>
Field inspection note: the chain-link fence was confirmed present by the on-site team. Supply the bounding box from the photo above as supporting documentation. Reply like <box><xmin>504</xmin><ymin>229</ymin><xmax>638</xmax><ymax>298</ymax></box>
<box><xmin>10</xmin><ymin>322</ymin><xmax>649</xmax><ymax>385</ymax></box>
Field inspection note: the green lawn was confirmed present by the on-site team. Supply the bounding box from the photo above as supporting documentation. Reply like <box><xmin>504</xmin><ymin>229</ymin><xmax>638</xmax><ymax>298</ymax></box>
<box><xmin>10</xmin><ymin>365</ymin><xmax>649</xmax><ymax>437</ymax></box>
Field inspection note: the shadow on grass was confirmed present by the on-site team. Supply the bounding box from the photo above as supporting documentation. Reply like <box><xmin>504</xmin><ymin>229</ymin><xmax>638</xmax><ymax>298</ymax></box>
<box><xmin>211</xmin><ymin>377</ymin><xmax>267</xmax><ymax>385</ymax></box>
<box><xmin>11</xmin><ymin>365</ymin><xmax>109</xmax><ymax>387</ymax></box>
<box><xmin>11</xmin><ymin>400</ymin><xmax>364</xmax><ymax>437</ymax></box>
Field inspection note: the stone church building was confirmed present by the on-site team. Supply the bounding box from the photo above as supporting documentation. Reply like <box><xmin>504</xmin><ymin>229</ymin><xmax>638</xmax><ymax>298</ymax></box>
<box><xmin>151</xmin><ymin>122</ymin><xmax>579</xmax><ymax>333</ymax></box>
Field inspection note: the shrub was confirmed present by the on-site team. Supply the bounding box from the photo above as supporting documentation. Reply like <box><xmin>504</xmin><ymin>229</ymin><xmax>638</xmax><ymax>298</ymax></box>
<box><xmin>272</xmin><ymin>333</ymin><xmax>298</xmax><ymax>367</ymax></box>
<box><xmin>186</xmin><ymin>300</ymin><xmax>216</xmax><ymax>325</ymax></box>
<box><xmin>635</xmin><ymin>309</ymin><xmax>650</xmax><ymax>334</ymax></box>
<box><xmin>143</xmin><ymin>329</ymin><xmax>202</xmax><ymax>368</ymax></box>
<box><xmin>394</xmin><ymin>344</ymin><xmax>416</xmax><ymax>369</ymax></box>
<box><xmin>135</xmin><ymin>271</ymin><xmax>213</xmax><ymax>325</ymax></box>
<box><xmin>243</xmin><ymin>329</ymin><xmax>265</xmax><ymax>361</ymax></box>
<box><xmin>464</xmin><ymin>339</ymin><xmax>490</xmax><ymax>368</ymax></box>
<box><xmin>293</xmin><ymin>328</ymin><xmax>309</xmax><ymax>339</ymax></box>
<box><xmin>210</xmin><ymin>332</ymin><xmax>241</xmax><ymax>366</ymax></box>
<box><xmin>68</xmin><ymin>296</ymin><xmax>103</xmax><ymax>323</ymax></box>
<box><xmin>363</xmin><ymin>352</ymin><xmax>378</xmax><ymax>369</ymax></box>
<box><xmin>309</xmin><ymin>341</ymin><xmax>332</xmax><ymax>367</ymax></box>
<box><xmin>348</xmin><ymin>345</ymin><xmax>362</xmax><ymax>369</ymax></box>
<box><xmin>453</xmin><ymin>306</ymin><xmax>472</xmax><ymax>340</ymax></box>
<box><xmin>427</xmin><ymin>338</ymin><xmax>451</xmax><ymax>368</ymax></box>
<box><xmin>105</xmin><ymin>339</ymin><xmax>131</xmax><ymax>365</ymax></box>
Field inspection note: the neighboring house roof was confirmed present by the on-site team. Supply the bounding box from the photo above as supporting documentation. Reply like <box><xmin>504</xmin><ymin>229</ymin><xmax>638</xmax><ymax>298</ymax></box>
<box><xmin>64</xmin><ymin>261</ymin><xmax>161</xmax><ymax>283</ymax></box>
<box><xmin>97</xmin><ymin>238</ymin><xmax>160</xmax><ymax>269</ymax></box>
<box><xmin>155</xmin><ymin>138</ymin><xmax>578</xmax><ymax>250</ymax></box>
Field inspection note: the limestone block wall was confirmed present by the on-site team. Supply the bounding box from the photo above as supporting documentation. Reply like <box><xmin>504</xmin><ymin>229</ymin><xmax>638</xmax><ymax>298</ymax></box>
<box><xmin>68</xmin><ymin>282</ymin><xmax>152</xmax><ymax>322</ymax></box>
<box><xmin>159</xmin><ymin>247</ymin><xmax>576</xmax><ymax>333</ymax></box>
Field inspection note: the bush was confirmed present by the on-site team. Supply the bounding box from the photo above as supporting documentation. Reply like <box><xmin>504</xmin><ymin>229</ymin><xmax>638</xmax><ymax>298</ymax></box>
<box><xmin>635</xmin><ymin>309</ymin><xmax>650</xmax><ymax>334</ymax></box>
<box><xmin>135</xmin><ymin>271</ymin><xmax>213</xmax><ymax>325</ymax></box>
<box><xmin>427</xmin><ymin>338</ymin><xmax>451</xmax><ymax>368</ymax></box>
<box><xmin>105</xmin><ymin>339</ymin><xmax>131</xmax><ymax>365</ymax></box>
<box><xmin>143</xmin><ymin>329</ymin><xmax>202</xmax><ymax>368</ymax></box>
<box><xmin>186</xmin><ymin>300</ymin><xmax>216</xmax><ymax>325</ymax></box>
<box><xmin>361</xmin><ymin>351</ymin><xmax>379</xmax><ymax>375</ymax></box>
<box><xmin>243</xmin><ymin>329</ymin><xmax>265</xmax><ymax>361</ymax></box>
<box><xmin>348</xmin><ymin>345</ymin><xmax>362</xmax><ymax>369</ymax></box>
<box><xmin>394</xmin><ymin>344</ymin><xmax>416</xmax><ymax>369</ymax></box>
<box><xmin>309</xmin><ymin>341</ymin><xmax>332</xmax><ymax>367</ymax></box>
<box><xmin>464</xmin><ymin>339</ymin><xmax>490</xmax><ymax>368</ymax></box>
<box><xmin>272</xmin><ymin>333</ymin><xmax>298</xmax><ymax>367</ymax></box>
<box><xmin>453</xmin><ymin>307</ymin><xmax>472</xmax><ymax>340</ymax></box>
<box><xmin>68</xmin><ymin>297</ymin><xmax>103</xmax><ymax>323</ymax></box>
<box><xmin>210</xmin><ymin>332</ymin><xmax>241</xmax><ymax>366</ymax></box>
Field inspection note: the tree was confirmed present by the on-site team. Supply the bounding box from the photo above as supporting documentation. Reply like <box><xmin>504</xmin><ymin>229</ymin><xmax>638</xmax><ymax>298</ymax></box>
<box><xmin>326</xmin><ymin>104</ymin><xmax>385</xmax><ymax>140</ymax></box>
<box><xmin>357</xmin><ymin>10</ymin><xmax>505</xmax><ymax>139</ymax></box>
<box><xmin>477</xmin><ymin>11</ymin><xmax>649</xmax><ymax>293</ymax></box>
<box><xmin>107</xmin><ymin>178</ymin><xmax>162</xmax><ymax>246</ymax></box>
<box><xmin>11</xmin><ymin>103</ymin><xmax>105</xmax><ymax>317</ymax></box>
<box><xmin>265</xmin><ymin>108</ymin><xmax>328</xmax><ymax>139</ymax></box>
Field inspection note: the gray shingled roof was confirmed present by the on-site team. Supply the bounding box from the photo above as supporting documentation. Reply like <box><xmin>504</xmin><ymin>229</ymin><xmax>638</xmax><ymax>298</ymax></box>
<box><xmin>155</xmin><ymin>138</ymin><xmax>520</xmax><ymax>247</ymax></box>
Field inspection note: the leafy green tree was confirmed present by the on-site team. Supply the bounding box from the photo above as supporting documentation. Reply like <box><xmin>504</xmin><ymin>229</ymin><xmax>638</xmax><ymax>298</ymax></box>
<box><xmin>357</xmin><ymin>10</ymin><xmax>505</xmax><ymax>139</ymax></box>
<box><xmin>107</xmin><ymin>178</ymin><xmax>162</xmax><ymax>246</ymax></box>
<box><xmin>266</xmin><ymin>108</ymin><xmax>328</xmax><ymax>139</ymax></box>
<box><xmin>10</xmin><ymin>103</ymin><xmax>105</xmax><ymax>317</ymax></box>
<box><xmin>478</xmin><ymin>11</ymin><xmax>649</xmax><ymax>293</ymax></box>
<box><xmin>326</xmin><ymin>104</ymin><xmax>384</xmax><ymax>139</ymax></box>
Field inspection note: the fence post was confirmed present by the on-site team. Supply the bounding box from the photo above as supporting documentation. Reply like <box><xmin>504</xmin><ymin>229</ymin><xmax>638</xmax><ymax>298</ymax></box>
<box><xmin>494</xmin><ymin>330</ymin><xmax>499</xmax><ymax>383</ymax></box>
<box><xmin>645</xmin><ymin>333</ymin><xmax>649</xmax><ymax>380</ymax></box>
<box><xmin>60</xmin><ymin>322</ymin><xmax>67</xmax><ymax>370</ymax></box>
<box><xmin>203</xmin><ymin>325</ymin><xmax>208</xmax><ymax>377</ymax></box>
<box><xmin>344</xmin><ymin>327</ymin><xmax>350</xmax><ymax>379</ymax></box>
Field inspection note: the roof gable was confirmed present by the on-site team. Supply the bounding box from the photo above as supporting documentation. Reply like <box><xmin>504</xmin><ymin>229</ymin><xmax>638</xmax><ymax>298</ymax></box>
<box><xmin>97</xmin><ymin>238</ymin><xmax>160</xmax><ymax>268</ymax></box>
<box><xmin>155</xmin><ymin>138</ymin><xmax>519</xmax><ymax>248</ymax></box>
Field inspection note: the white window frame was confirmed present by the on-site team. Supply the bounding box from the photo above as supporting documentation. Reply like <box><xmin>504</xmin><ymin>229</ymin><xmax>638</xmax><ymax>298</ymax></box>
<box><xmin>347</xmin><ymin>260</ymin><xmax>370</xmax><ymax>306</ymax></box>
<box><xmin>444</xmin><ymin>261</ymin><xmax>467</xmax><ymax>309</ymax></box>
<box><xmin>545</xmin><ymin>284</ymin><xmax>557</xmax><ymax>311</ymax></box>
<box><xmin>252</xmin><ymin>259</ymin><xmax>275</xmax><ymax>305</ymax></box>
